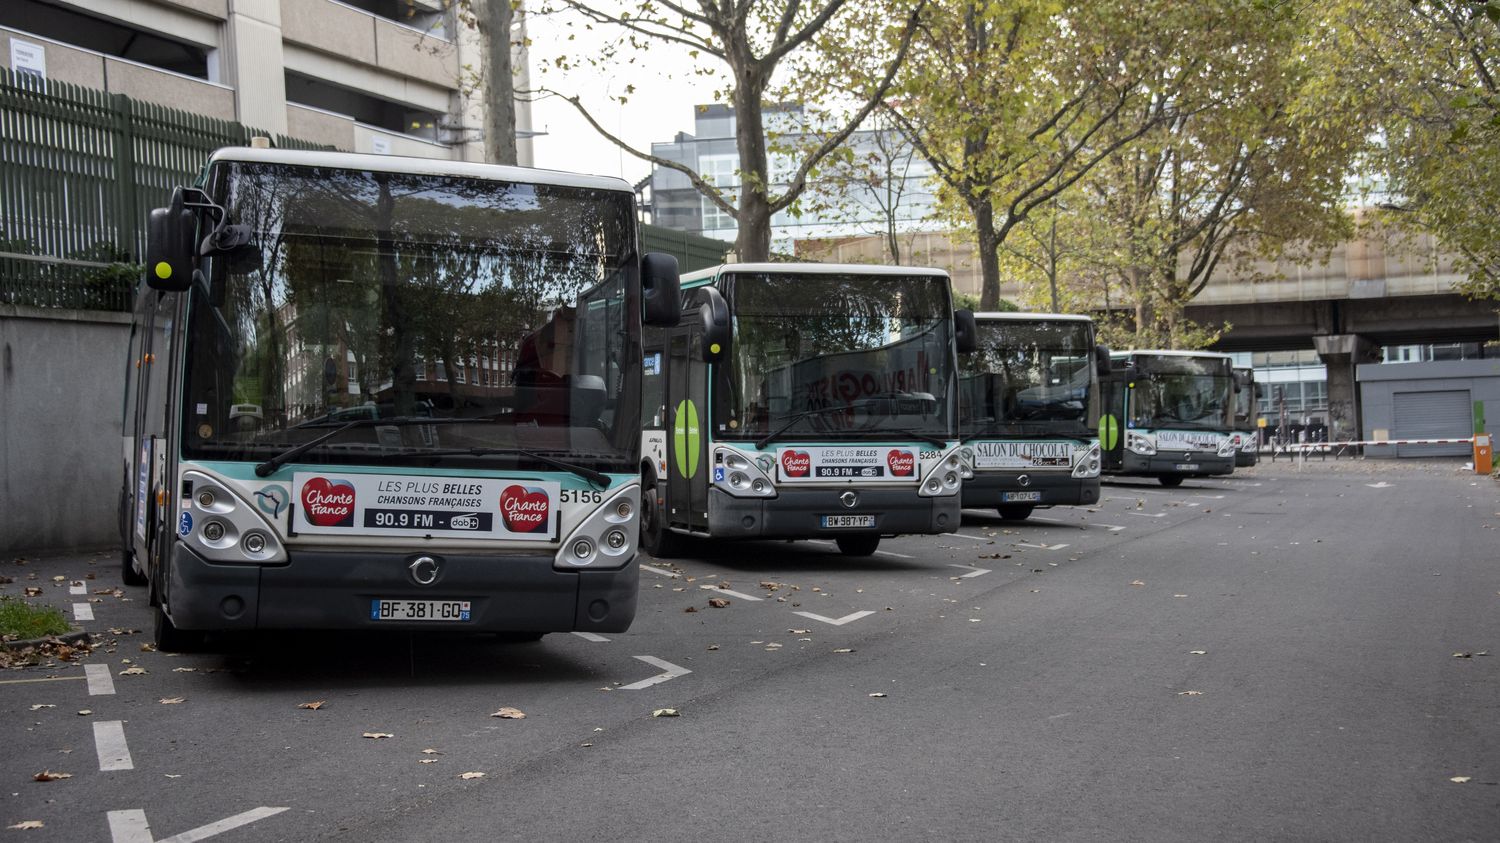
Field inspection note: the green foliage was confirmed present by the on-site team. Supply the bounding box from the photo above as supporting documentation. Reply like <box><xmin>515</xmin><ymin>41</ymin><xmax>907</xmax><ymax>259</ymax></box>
<box><xmin>0</xmin><ymin>596</ymin><xmax>71</xmax><ymax>640</ymax></box>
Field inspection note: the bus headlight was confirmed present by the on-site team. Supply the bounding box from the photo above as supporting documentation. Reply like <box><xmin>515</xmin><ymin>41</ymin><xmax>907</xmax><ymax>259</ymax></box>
<box><xmin>179</xmin><ymin>470</ymin><xmax>287</xmax><ymax>564</ymax></box>
<box><xmin>1216</xmin><ymin>437</ymin><xmax>1236</xmax><ymax>457</ymax></box>
<box><xmin>1127</xmin><ymin>432</ymin><xmax>1157</xmax><ymax>456</ymax></box>
<box><xmin>917</xmin><ymin>443</ymin><xmax>965</xmax><ymax>497</ymax></box>
<box><xmin>1072</xmin><ymin>443</ymin><xmax>1102</xmax><ymax>478</ymax></box>
<box><xmin>555</xmin><ymin>484</ymin><xmax>639</xmax><ymax>570</ymax></box>
<box><xmin>712</xmin><ymin>447</ymin><xmax>776</xmax><ymax>498</ymax></box>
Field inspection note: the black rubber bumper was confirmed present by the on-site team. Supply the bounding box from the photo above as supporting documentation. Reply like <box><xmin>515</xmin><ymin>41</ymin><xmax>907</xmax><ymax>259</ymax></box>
<box><xmin>706</xmin><ymin>486</ymin><xmax>959</xmax><ymax>539</ymax></box>
<box><xmin>166</xmin><ymin>542</ymin><xmax>638</xmax><ymax>633</ymax></box>
<box><xmin>960</xmin><ymin>472</ymin><xmax>1100</xmax><ymax>509</ymax></box>
<box><xmin>1235</xmin><ymin>450</ymin><xmax>1260</xmax><ymax>467</ymax></box>
<box><xmin>1118</xmin><ymin>451</ymin><xmax>1235</xmax><ymax>476</ymax></box>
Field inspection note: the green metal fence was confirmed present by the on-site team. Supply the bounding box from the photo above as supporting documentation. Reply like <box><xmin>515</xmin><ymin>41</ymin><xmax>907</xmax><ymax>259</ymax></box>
<box><xmin>0</xmin><ymin>68</ymin><xmax>322</xmax><ymax>312</ymax></box>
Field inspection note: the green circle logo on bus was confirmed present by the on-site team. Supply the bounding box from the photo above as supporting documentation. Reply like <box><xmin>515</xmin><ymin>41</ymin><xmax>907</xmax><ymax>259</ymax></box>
<box><xmin>154</xmin><ymin>261</ymin><xmax>172</xmax><ymax>280</ymax></box>
<box><xmin>673</xmin><ymin>399</ymin><xmax>701</xmax><ymax>479</ymax></box>
<box><xmin>1100</xmin><ymin>414</ymin><xmax>1120</xmax><ymax>451</ymax></box>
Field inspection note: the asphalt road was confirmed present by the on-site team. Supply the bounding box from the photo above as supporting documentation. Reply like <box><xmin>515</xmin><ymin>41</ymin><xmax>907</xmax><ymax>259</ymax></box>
<box><xmin>3</xmin><ymin>460</ymin><xmax>1497</xmax><ymax>842</ymax></box>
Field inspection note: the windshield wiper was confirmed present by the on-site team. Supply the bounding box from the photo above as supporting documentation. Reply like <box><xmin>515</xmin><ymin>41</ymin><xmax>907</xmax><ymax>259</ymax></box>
<box><xmin>367</xmin><ymin>447</ymin><xmax>611</xmax><ymax>489</ymax></box>
<box><xmin>254</xmin><ymin>417</ymin><xmax>452</xmax><ymax>477</ymax></box>
<box><xmin>755</xmin><ymin>405</ymin><xmax>858</xmax><ymax>449</ymax></box>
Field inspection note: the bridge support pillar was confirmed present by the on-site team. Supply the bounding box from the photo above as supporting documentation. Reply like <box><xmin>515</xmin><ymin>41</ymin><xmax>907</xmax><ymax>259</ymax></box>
<box><xmin>1314</xmin><ymin>334</ymin><xmax>1380</xmax><ymax>441</ymax></box>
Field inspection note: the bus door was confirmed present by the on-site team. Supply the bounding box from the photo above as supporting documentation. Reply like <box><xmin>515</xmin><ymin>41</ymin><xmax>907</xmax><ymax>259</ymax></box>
<box><xmin>1099</xmin><ymin>373</ymin><xmax>1126</xmax><ymax>470</ymax></box>
<box><xmin>665</xmin><ymin>326</ymin><xmax>710</xmax><ymax>531</ymax></box>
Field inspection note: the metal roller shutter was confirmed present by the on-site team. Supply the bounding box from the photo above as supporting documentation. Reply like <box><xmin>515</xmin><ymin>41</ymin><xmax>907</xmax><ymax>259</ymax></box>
<box><xmin>1392</xmin><ymin>390</ymin><xmax>1472</xmax><ymax>457</ymax></box>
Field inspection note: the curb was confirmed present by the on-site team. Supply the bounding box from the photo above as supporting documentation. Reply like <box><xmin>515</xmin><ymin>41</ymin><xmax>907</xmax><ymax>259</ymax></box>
<box><xmin>0</xmin><ymin>630</ymin><xmax>92</xmax><ymax>652</ymax></box>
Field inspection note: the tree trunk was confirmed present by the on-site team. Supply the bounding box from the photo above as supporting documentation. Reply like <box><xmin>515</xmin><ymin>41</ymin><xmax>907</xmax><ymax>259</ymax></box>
<box><xmin>732</xmin><ymin>79</ymin><xmax>772</xmax><ymax>261</ymax></box>
<box><xmin>479</xmin><ymin>0</ymin><xmax>518</xmax><ymax>166</ymax></box>
<box><xmin>974</xmin><ymin>199</ymin><xmax>1001</xmax><ymax>310</ymax></box>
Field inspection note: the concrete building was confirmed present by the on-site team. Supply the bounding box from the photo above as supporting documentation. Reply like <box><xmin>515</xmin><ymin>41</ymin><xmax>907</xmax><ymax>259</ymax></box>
<box><xmin>0</xmin><ymin>0</ymin><xmax>533</xmax><ymax>162</ymax></box>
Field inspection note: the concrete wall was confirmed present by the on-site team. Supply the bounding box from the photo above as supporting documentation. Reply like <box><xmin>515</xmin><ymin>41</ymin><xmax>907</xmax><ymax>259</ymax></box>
<box><xmin>0</xmin><ymin>306</ymin><xmax>132</xmax><ymax>553</ymax></box>
<box><xmin>1358</xmin><ymin>359</ymin><xmax>1500</xmax><ymax>458</ymax></box>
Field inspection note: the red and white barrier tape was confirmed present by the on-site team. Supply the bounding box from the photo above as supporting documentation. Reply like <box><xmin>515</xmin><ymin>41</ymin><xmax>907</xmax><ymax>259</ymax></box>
<box><xmin>1279</xmin><ymin>437</ymin><xmax>1478</xmax><ymax>449</ymax></box>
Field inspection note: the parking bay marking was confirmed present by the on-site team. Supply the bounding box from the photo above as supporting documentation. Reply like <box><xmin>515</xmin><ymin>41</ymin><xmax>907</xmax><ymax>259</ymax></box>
<box><xmin>619</xmin><ymin>656</ymin><xmax>692</xmax><ymax>690</ymax></box>
<box><xmin>69</xmin><ymin>581</ymin><xmax>86</xmax><ymax>595</ymax></box>
<box><xmin>793</xmin><ymin>610</ymin><xmax>876</xmax><ymax>626</ymax></box>
<box><xmin>85</xmin><ymin>663</ymin><xmax>116</xmax><ymax>695</ymax></box>
<box><xmin>107</xmin><ymin>806</ymin><xmax>289</xmax><ymax>843</ymax></box>
<box><xmin>640</xmin><ymin>564</ymin><xmax>681</xmax><ymax>578</ymax></box>
<box><xmin>699</xmin><ymin>584</ymin><xmax>763</xmax><ymax>602</ymax></box>
<box><xmin>948</xmin><ymin>565</ymin><xmax>992</xmax><ymax>578</ymax></box>
<box><xmin>805</xmin><ymin>540</ymin><xmax>913</xmax><ymax>559</ymax></box>
<box><xmin>94</xmin><ymin>720</ymin><xmax>133</xmax><ymax>771</ymax></box>
<box><xmin>1016</xmin><ymin>542</ymin><xmax>1069</xmax><ymax>551</ymax></box>
<box><xmin>73</xmin><ymin>602</ymin><xmax>95</xmax><ymax>622</ymax></box>
<box><xmin>571</xmin><ymin>632</ymin><xmax>610</xmax><ymax>643</ymax></box>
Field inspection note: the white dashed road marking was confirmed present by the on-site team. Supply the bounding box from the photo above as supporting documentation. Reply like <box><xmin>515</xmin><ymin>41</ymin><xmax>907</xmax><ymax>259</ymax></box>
<box><xmin>1130</xmin><ymin>512</ymin><xmax>1167</xmax><ymax>518</ymax></box>
<box><xmin>94</xmin><ymin>720</ymin><xmax>134</xmax><ymax>771</ymax></box>
<box><xmin>948</xmin><ymin>565</ymin><xmax>991</xmax><ymax>578</ymax></box>
<box><xmin>619</xmin><ymin>656</ymin><xmax>692</xmax><ymax>690</ymax></box>
<box><xmin>108</xmin><ymin>806</ymin><xmax>289</xmax><ymax>843</ymax></box>
<box><xmin>805</xmin><ymin>540</ymin><xmax>914</xmax><ymax>559</ymax></box>
<box><xmin>70</xmin><ymin>581</ymin><xmax>86</xmax><ymax>595</ymax></box>
<box><xmin>85</xmin><ymin>663</ymin><xmax>116</xmax><ymax>696</ymax></box>
<box><xmin>1097</xmin><ymin>524</ymin><xmax>1128</xmax><ymax>532</ymax></box>
<box><xmin>792</xmin><ymin>610</ymin><xmax>875</xmax><ymax>626</ymax></box>
<box><xmin>1016</xmin><ymin>543</ymin><xmax>1070</xmax><ymax>551</ymax></box>
<box><xmin>699</xmin><ymin>585</ymin><xmax>763</xmax><ymax>601</ymax></box>
<box><xmin>640</xmin><ymin>565</ymin><xmax>680</xmax><ymax>578</ymax></box>
<box><xmin>571</xmin><ymin>632</ymin><xmax>609</xmax><ymax>643</ymax></box>
<box><xmin>73</xmin><ymin>602</ymin><xmax>94</xmax><ymax>622</ymax></box>
<box><xmin>949</xmin><ymin>533</ymin><xmax>991</xmax><ymax>542</ymax></box>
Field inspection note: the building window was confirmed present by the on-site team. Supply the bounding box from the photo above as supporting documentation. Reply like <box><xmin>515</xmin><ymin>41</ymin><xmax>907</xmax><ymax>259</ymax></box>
<box><xmin>700</xmin><ymin>154</ymin><xmax>738</xmax><ymax>235</ymax></box>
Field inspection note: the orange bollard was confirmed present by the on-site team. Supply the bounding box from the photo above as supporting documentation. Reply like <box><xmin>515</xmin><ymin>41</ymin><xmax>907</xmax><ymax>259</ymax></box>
<box><xmin>1475</xmin><ymin>434</ymin><xmax>1493</xmax><ymax>474</ymax></box>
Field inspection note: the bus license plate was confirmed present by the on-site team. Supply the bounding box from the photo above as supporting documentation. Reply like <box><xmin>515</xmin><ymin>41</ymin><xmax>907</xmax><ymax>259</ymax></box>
<box><xmin>821</xmin><ymin>515</ymin><xmax>875</xmax><ymax>528</ymax></box>
<box><xmin>1173</xmin><ymin>464</ymin><xmax>1199</xmax><ymax>471</ymax></box>
<box><xmin>371</xmin><ymin>599</ymin><xmax>471</xmax><ymax>622</ymax></box>
<box><xmin>1002</xmin><ymin>491</ymin><xmax>1042</xmax><ymax>503</ymax></box>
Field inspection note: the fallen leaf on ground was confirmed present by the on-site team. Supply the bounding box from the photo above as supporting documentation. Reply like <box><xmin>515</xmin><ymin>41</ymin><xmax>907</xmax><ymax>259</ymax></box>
<box><xmin>1178</xmin><ymin>691</ymin><xmax>1204</xmax><ymax>696</ymax></box>
<box><xmin>707</xmin><ymin>598</ymin><xmax>730</xmax><ymax>608</ymax></box>
<box><xmin>421</xmin><ymin>748</ymin><xmax>442</xmax><ymax>755</ymax></box>
<box><xmin>788</xmin><ymin>629</ymin><xmax>811</xmax><ymax>635</ymax></box>
<box><xmin>1453</xmin><ymin>652</ymin><xmax>1473</xmax><ymax>658</ymax></box>
<box><xmin>491</xmin><ymin>707</ymin><xmax>526</xmax><ymax>719</ymax></box>
<box><xmin>1450</xmin><ymin>776</ymin><xmax>1471</xmax><ymax>783</ymax></box>
<box><xmin>652</xmin><ymin>708</ymin><xmax>680</xmax><ymax>717</ymax></box>
<box><xmin>119</xmin><ymin>667</ymin><xmax>147</xmax><ymax>676</ymax></box>
<box><xmin>298</xmin><ymin>701</ymin><xmax>326</xmax><ymax>710</ymax></box>
<box><xmin>868</xmin><ymin>693</ymin><xmax>887</xmax><ymax>698</ymax></box>
<box><xmin>459</xmin><ymin>772</ymin><xmax>486</xmax><ymax>780</ymax></box>
<box><xmin>1129</xmin><ymin>580</ymin><xmax>1145</xmax><ymax>586</ymax></box>
<box><xmin>834</xmin><ymin>648</ymin><xmax>854</xmax><ymax>653</ymax></box>
<box><xmin>51</xmin><ymin>576</ymin><xmax>65</xmax><ymax>582</ymax></box>
<box><xmin>158</xmin><ymin>697</ymin><xmax>185</xmax><ymax>705</ymax></box>
<box><xmin>29</xmin><ymin>704</ymin><xmax>55</xmax><ymax>711</ymax></box>
<box><xmin>140</xmin><ymin>644</ymin><xmax>157</xmax><ymax>653</ymax></box>
<box><xmin>23</xmin><ymin>587</ymin><xmax>42</xmax><ymax>596</ymax></box>
<box><xmin>419</xmin><ymin>759</ymin><xmax>437</xmax><ymax>764</ymax></box>
<box><xmin>33</xmin><ymin>770</ymin><xmax>72</xmax><ymax>781</ymax></box>
<box><xmin>683</xmin><ymin>606</ymin><xmax>697</xmax><ymax>613</ymax></box>
<box><xmin>1190</xmin><ymin>650</ymin><xmax>1207</xmax><ymax>655</ymax></box>
<box><xmin>362</xmin><ymin>732</ymin><xmax>394</xmax><ymax>739</ymax></box>
<box><xmin>77</xmin><ymin>709</ymin><xmax>91</xmax><ymax>716</ymax></box>
<box><xmin>6</xmin><ymin>821</ymin><xmax>43</xmax><ymax>830</ymax></box>
<box><xmin>165</xmin><ymin>774</ymin><xmax>182</xmax><ymax>779</ymax></box>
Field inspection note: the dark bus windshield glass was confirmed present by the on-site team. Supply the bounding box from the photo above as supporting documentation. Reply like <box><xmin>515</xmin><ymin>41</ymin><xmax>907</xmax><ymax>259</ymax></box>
<box><xmin>720</xmin><ymin>272</ymin><xmax>952</xmax><ymax>439</ymax></box>
<box><xmin>1131</xmin><ymin>354</ymin><xmax>1233</xmax><ymax>430</ymax></box>
<box><xmin>961</xmin><ymin>319</ymin><xmax>1095</xmax><ymax>434</ymax></box>
<box><xmin>1233</xmin><ymin>369</ymin><xmax>1257</xmax><ymax>426</ymax></box>
<box><xmin>181</xmin><ymin>162</ymin><xmax>640</xmax><ymax>472</ymax></box>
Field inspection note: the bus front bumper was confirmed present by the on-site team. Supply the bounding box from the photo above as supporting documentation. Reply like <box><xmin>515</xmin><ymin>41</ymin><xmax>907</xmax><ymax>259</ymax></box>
<box><xmin>1235</xmin><ymin>449</ymin><xmax>1259</xmax><ymax>467</ymax></box>
<box><xmin>1118</xmin><ymin>451</ymin><xmax>1235</xmax><ymax>476</ymax></box>
<box><xmin>166</xmin><ymin>543</ymin><xmax>638</xmax><ymax>633</ymax></box>
<box><xmin>707</xmin><ymin>487</ymin><xmax>959</xmax><ymax>539</ymax></box>
<box><xmin>960</xmin><ymin>472</ymin><xmax>1100</xmax><ymax>509</ymax></box>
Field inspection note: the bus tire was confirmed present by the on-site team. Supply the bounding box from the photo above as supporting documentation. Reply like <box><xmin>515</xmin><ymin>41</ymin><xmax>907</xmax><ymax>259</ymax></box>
<box><xmin>1158</xmin><ymin>476</ymin><xmax>1184</xmax><ymax>488</ymax></box>
<box><xmin>152</xmin><ymin>603</ymin><xmax>205</xmax><ymax>654</ymax></box>
<box><xmin>998</xmin><ymin>505</ymin><xmax>1035</xmax><ymax>521</ymax></box>
<box><xmin>121</xmin><ymin>546</ymin><xmax>148</xmax><ymax>587</ymax></box>
<box><xmin>640</xmin><ymin>472</ymin><xmax>686</xmax><ymax>558</ymax></box>
<box><xmin>835</xmin><ymin>535</ymin><xmax>880</xmax><ymax>557</ymax></box>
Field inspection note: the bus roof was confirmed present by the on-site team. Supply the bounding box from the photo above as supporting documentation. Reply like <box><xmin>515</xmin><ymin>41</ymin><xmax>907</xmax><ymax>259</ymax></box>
<box><xmin>205</xmin><ymin>147</ymin><xmax>634</xmax><ymax>194</ymax></box>
<box><xmin>973</xmin><ymin>311</ymin><xmax>1093</xmax><ymax>323</ymax></box>
<box><xmin>1112</xmin><ymin>349</ymin><xmax>1235</xmax><ymax>360</ymax></box>
<box><xmin>682</xmin><ymin>262</ymin><xmax>950</xmax><ymax>288</ymax></box>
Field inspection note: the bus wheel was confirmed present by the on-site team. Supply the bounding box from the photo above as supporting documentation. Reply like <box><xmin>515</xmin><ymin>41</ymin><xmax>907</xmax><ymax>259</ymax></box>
<box><xmin>1159</xmin><ymin>476</ymin><xmax>1184</xmax><ymax>488</ymax></box>
<box><xmin>152</xmin><ymin>603</ymin><xmax>204</xmax><ymax>654</ymax></box>
<box><xmin>998</xmin><ymin>505</ymin><xmax>1035</xmax><ymax>521</ymax></box>
<box><xmin>835</xmin><ymin>535</ymin><xmax>880</xmax><ymax>557</ymax></box>
<box><xmin>121</xmin><ymin>546</ymin><xmax>148</xmax><ymax>587</ymax></box>
<box><xmin>640</xmin><ymin>475</ymin><xmax>685</xmax><ymax>558</ymax></box>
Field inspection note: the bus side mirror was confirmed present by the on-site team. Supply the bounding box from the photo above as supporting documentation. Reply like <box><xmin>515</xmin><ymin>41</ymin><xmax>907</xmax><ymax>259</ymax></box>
<box><xmin>700</xmin><ymin>286</ymin><xmax>731</xmax><ymax>363</ymax></box>
<box><xmin>641</xmin><ymin>253</ymin><xmax>681</xmax><ymax>327</ymax></box>
<box><xmin>1095</xmin><ymin>345</ymin><xmax>1112</xmax><ymax>377</ymax></box>
<box><xmin>145</xmin><ymin>189</ymin><xmax>195</xmax><ymax>292</ymax></box>
<box><xmin>954</xmin><ymin>309</ymin><xmax>977</xmax><ymax>354</ymax></box>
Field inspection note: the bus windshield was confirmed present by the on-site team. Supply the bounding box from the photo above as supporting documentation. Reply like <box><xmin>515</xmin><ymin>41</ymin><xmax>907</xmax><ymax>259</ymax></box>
<box><xmin>961</xmin><ymin>319</ymin><xmax>1095</xmax><ymax>435</ymax></box>
<box><xmin>720</xmin><ymin>272</ymin><xmax>952</xmax><ymax>440</ymax></box>
<box><xmin>1131</xmin><ymin>355</ymin><xmax>1233</xmax><ymax>431</ymax></box>
<box><xmin>181</xmin><ymin>161</ymin><xmax>641</xmax><ymax>474</ymax></box>
<box><xmin>1233</xmin><ymin>369</ymin><xmax>1258</xmax><ymax>426</ymax></box>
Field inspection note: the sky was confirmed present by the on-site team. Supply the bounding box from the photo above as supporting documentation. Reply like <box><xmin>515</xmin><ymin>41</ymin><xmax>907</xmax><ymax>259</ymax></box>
<box><xmin>521</xmin><ymin>5</ymin><xmax>716</xmax><ymax>185</ymax></box>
